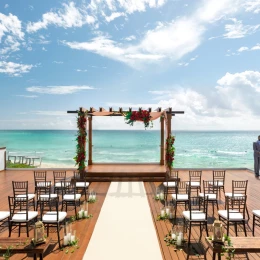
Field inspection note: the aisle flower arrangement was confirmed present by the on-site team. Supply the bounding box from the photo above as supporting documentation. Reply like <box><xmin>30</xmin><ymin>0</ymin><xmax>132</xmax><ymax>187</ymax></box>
<box><xmin>165</xmin><ymin>135</ymin><xmax>175</xmax><ymax>172</ymax></box>
<box><xmin>74</xmin><ymin>110</ymin><xmax>87</xmax><ymax>171</ymax></box>
<box><xmin>124</xmin><ymin>110</ymin><xmax>153</xmax><ymax>129</ymax></box>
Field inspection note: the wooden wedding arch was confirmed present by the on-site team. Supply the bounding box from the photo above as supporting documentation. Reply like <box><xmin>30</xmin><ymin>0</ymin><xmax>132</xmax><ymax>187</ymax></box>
<box><xmin>68</xmin><ymin>107</ymin><xmax>184</xmax><ymax>167</ymax></box>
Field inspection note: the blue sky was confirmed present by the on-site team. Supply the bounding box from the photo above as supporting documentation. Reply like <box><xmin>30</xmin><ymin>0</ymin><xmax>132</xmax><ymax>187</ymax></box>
<box><xmin>0</xmin><ymin>0</ymin><xmax>260</xmax><ymax>130</ymax></box>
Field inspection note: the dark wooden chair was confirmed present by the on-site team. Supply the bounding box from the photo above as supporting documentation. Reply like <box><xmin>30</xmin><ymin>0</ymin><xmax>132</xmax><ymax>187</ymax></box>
<box><xmin>34</xmin><ymin>171</ymin><xmax>47</xmax><ymax>194</ymax></box>
<box><xmin>12</xmin><ymin>181</ymin><xmax>35</xmax><ymax>210</ymax></box>
<box><xmin>199</xmin><ymin>180</ymin><xmax>219</xmax><ymax>215</ymax></box>
<box><xmin>209</xmin><ymin>170</ymin><xmax>225</xmax><ymax>196</ymax></box>
<box><xmin>225</xmin><ymin>180</ymin><xmax>249</xmax><ymax>219</ymax></box>
<box><xmin>182</xmin><ymin>194</ymin><xmax>209</xmax><ymax>245</ymax></box>
<box><xmin>186</xmin><ymin>171</ymin><xmax>202</xmax><ymax>196</ymax></box>
<box><xmin>62</xmin><ymin>182</ymin><xmax>81</xmax><ymax>219</ymax></box>
<box><xmin>8</xmin><ymin>196</ymin><xmax>38</xmax><ymax>237</ymax></box>
<box><xmin>163</xmin><ymin>170</ymin><xmax>178</xmax><ymax>200</ymax></box>
<box><xmin>73</xmin><ymin>171</ymin><xmax>90</xmax><ymax>200</ymax></box>
<box><xmin>39</xmin><ymin>197</ymin><xmax>66</xmax><ymax>249</ymax></box>
<box><xmin>218</xmin><ymin>195</ymin><xmax>247</xmax><ymax>236</ymax></box>
<box><xmin>252</xmin><ymin>210</ymin><xmax>260</xmax><ymax>236</ymax></box>
<box><xmin>53</xmin><ymin>171</ymin><xmax>69</xmax><ymax>196</ymax></box>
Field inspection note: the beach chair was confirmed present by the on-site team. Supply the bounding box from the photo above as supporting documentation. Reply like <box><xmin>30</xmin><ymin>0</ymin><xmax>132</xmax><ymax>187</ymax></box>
<box><xmin>163</xmin><ymin>170</ymin><xmax>178</xmax><ymax>201</ymax></box>
<box><xmin>218</xmin><ymin>195</ymin><xmax>247</xmax><ymax>236</ymax></box>
<box><xmin>8</xmin><ymin>196</ymin><xmax>38</xmax><ymax>237</ymax></box>
<box><xmin>39</xmin><ymin>196</ymin><xmax>67</xmax><ymax>249</ymax></box>
<box><xmin>182</xmin><ymin>195</ymin><xmax>209</xmax><ymax>245</ymax></box>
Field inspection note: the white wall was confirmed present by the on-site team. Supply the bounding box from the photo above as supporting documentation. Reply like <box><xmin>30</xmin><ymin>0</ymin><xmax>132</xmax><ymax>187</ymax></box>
<box><xmin>0</xmin><ymin>148</ymin><xmax>6</xmax><ymax>171</ymax></box>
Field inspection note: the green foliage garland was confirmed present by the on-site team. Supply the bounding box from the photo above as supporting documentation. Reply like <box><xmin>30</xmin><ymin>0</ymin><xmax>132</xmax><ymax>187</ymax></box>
<box><xmin>74</xmin><ymin>110</ymin><xmax>87</xmax><ymax>171</ymax></box>
<box><xmin>165</xmin><ymin>135</ymin><xmax>175</xmax><ymax>172</ymax></box>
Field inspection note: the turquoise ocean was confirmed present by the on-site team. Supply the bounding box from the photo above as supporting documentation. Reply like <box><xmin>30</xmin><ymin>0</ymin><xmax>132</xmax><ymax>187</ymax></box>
<box><xmin>0</xmin><ymin>130</ymin><xmax>258</xmax><ymax>169</ymax></box>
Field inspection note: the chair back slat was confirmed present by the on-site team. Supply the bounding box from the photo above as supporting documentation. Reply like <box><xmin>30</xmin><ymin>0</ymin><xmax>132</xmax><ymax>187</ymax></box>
<box><xmin>53</xmin><ymin>171</ymin><xmax>66</xmax><ymax>183</ymax></box>
<box><xmin>232</xmin><ymin>180</ymin><xmax>248</xmax><ymax>195</ymax></box>
<box><xmin>189</xmin><ymin>171</ymin><xmax>202</xmax><ymax>182</ymax></box>
<box><xmin>176</xmin><ymin>181</ymin><xmax>188</xmax><ymax>194</ymax></box>
<box><xmin>226</xmin><ymin>195</ymin><xmax>247</xmax><ymax>219</ymax></box>
<box><xmin>34</xmin><ymin>171</ymin><xmax>47</xmax><ymax>182</ymax></box>
<box><xmin>203</xmin><ymin>180</ymin><xmax>218</xmax><ymax>195</ymax></box>
<box><xmin>12</xmin><ymin>181</ymin><xmax>28</xmax><ymax>197</ymax></box>
<box><xmin>213</xmin><ymin>170</ymin><xmax>225</xmax><ymax>183</ymax></box>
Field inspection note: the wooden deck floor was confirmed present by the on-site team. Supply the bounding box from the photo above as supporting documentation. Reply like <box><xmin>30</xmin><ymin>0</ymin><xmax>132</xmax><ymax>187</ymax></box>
<box><xmin>0</xmin><ymin>168</ymin><xmax>259</xmax><ymax>259</ymax></box>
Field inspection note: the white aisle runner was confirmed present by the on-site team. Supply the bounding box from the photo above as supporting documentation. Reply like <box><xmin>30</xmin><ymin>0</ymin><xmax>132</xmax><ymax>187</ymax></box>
<box><xmin>83</xmin><ymin>182</ymin><xmax>162</xmax><ymax>260</ymax></box>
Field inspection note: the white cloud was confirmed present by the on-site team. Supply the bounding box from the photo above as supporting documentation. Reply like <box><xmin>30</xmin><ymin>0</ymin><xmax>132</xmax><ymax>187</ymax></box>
<box><xmin>223</xmin><ymin>18</ymin><xmax>260</xmax><ymax>38</ymax></box>
<box><xmin>26</xmin><ymin>2</ymin><xmax>96</xmax><ymax>33</ymax></box>
<box><xmin>89</xmin><ymin>0</ymin><xmax>166</xmax><ymax>14</ymax></box>
<box><xmin>251</xmin><ymin>43</ymin><xmax>260</xmax><ymax>50</ymax></box>
<box><xmin>216</xmin><ymin>71</ymin><xmax>260</xmax><ymax>114</ymax></box>
<box><xmin>76</xmin><ymin>69</ymin><xmax>88</xmax><ymax>72</ymax></box>
<box><xmin>16</xmin><ymin>95</ymin><xmax>38</xmax><ymax>98</ymax></box>
<box><xmin>53</xmin><ymin>61</ymin><xmax>64</xmax><ymax>64</ymax></box>
<box><xmin>0</xmin><ymin>61</ymin><xmax>34</xmax><ymax>76</ymax></box>
<box><xmin>243</xmin><ymin>1</ymin><xmax>260</xmax><ymax>14</ymax></box>
<box><xmin>64</xmin><ymin>0</ymin><xmax>244</xmax><ymax>67</ymax></box>
<box><xmin>26</xmin><ymin>85</ymin><xmax>95</xmax><ymax>95</ymax></box>
<box><xmin>105</xmin><ymin>12</ymin><xmax>126</xmax><ymax>22</ymax></box>
<box><xmin>237</xmin><ymin>46</ymin><xmax>249</xmax><ymax>52</ymax></box>
<box><xmin>124</xmin><ymin>35</ymin><xmax>136</xmax><ymax>41</ymax></box>
<box><xmin>0</xmin><ymin>13</ymin><xmax>24</xmax><ymax>57</ymax></box>
<box><xmin>4</xmin><ymin>4</ymin><xmax>9</xmax><ymax>8</ymax></box>
<box><xmin>42</xmin><ymin>47</ymin><xmax>47</xmax><ymax>51</ymax></box>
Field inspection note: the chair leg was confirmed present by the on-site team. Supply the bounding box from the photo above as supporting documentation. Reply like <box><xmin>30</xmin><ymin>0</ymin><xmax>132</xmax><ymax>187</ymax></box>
<box><xmin>18</xmin><ymin>223</ymin><xmax>21</xmax><ymax>237</ymax></box>
<box><xmin>205</xmin><ymin>222</ymin><xmax>209</xmax><ymax>237</ymax></box>
<box><xmin>188</xmin><ymin>222</ymin><xmax>192</xmax><ymax>245</ymax></box>
<box><xmin>57</xmin><ymin>223</ymin><xmax>61</xmax><ymax>249</ymax></box>
<box><xmin>8</xmin><ymin>222</ymin><xmax>12</xmax><ymax>237</ymax></box>
<box><xmin>246</xmin><ymin>206</ymin><xmax>250</xmax><ymax>220</ymax></box>
<box><xmin>234</xmin><ymin>222</ymin><xmax>238</xmax><ymax>236</ymax></box>
<box><xmin>243</xmin><ymin>221</ymin><xmax>247</xmax><ymax>237</ymax></box>
<box><xmin>26</xmin><ymin>223</ymin><xmax>29</xmax><ymax>237</ymax></box>
<box><xmin>47</xmin><ymin>224</ymin><xmax>49</xmax><ymax>236</ymax></box>
<box><xmin>227</xmin><ymin>221</ymin><xmax>230</xmax><ymax>236</ymax></box>
<box><xmin>199</xmin><ymin>223</ymin><xmax>202</xmax><ymax>240</ymax></box>
<box><xmin>253</xmin><ymin>215</ymin><xmax>255</xmax><ymax>236</ymax></box>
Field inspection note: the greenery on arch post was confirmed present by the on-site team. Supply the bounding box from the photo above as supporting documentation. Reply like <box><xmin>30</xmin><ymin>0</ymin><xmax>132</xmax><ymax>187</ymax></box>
<box><xmin>165</xmin><ymin>134</ymin><xmax>175</xmax><ymax>172</ymax></box>
<box><xmin>74</xmin><ymin>110</ymin><xmax>88</xmax><ymax>172</ymax></box>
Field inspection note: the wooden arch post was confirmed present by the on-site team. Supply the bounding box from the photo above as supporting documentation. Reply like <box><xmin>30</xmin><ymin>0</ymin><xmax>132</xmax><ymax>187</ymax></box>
<box><xmin>88</xmin><ymin>112</ymin><xmax>93</xmax><ymax>165</ymax></box>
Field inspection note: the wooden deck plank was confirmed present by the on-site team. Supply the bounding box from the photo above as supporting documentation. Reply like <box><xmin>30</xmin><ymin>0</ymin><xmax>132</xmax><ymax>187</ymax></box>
<box><xmin>0</xmin><ymin>168</ymin><xmax>260</xmax><ymax>259</ymax></box>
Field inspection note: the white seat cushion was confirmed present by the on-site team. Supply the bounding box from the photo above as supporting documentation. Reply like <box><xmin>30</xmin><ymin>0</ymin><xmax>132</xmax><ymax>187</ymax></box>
<box><xmin>218</xmin><ymin>209</ymin><xmax>244</xmax><ymax>220</ymax></box>
<box><xmin>39</xmin><ymin>194</ymin><xmax>58</xmax><ymax>200</ymax></box>
<box><xmin>209</xmin><ymin>181</ymin><xmax>224</xmax><ymax>186</ymax></box>
<box><xmin>183</xmin><ymin>210</ymin><xmax>206</xmax><ymax>221</ymax></box>
<box><xmin>225</xmin><ymin>193</ymin><xmax>244</xmax><ymax>197</ymax></box>
<box><xmin>63</xmin><ymin>194</ymin><xmax>81</xmax><ymax>201</ymax></box>
<box><xmin>172</xmin><ymin>194</ymin><xmax>189</xmax><ymax>201</ymax></box>
<box><xmin>199</xmin><ymin>193</ymin><xmax>217</xmax><ymax>200</ymax></box>
<box><xmin>12</xmin><ymin>211</ymin><xmax>38</xmax><ymax>222</ymax></box>
<box><xmin>252</xmin><ymin>210</ymin><xmax>260</xmax><ymax>217</ymax></box>
<box><xmin>15</xmin><ymin>194</ymin><xmax>35</xmax><ymax>200</ymax></box>
<box><xmin>163</xmin><ymin>182</ymin><xmax>177</xmax><ymax>187</ymax></box>
<box><xmin>42</xmin><ymin>211</ymin><xmax>67</xmax><ymax>223</ymax></box>
<box><xmin>36</xmin><ymin>182</ymin><xmax>51</xmax><ymax>187</ymax></box>
<box><xmin>76</xmin><ymin>182</ymin><xmax>89</xmax><ymax>187</ymax></box>
<box><xmin>55</xmin><ymin>182</ymin><xmax>70</xmax><ymax>187</ymax></box>
<box><xmin>186</xmin><ymin>181</ymin><xmax>200</xmax><ymax>187</ymax></box>
<box><xmin>0</xmin><ymin>211</ymin><xmax>10</xmax><ymax>221</ymax></box>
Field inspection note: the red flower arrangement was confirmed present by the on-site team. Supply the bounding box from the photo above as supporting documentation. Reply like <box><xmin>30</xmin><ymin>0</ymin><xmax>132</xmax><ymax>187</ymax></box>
<box><xmin>74</xmin><ymin>110</ymin><xmax>87</xmax><ymax>172</ymax></box>
<box><xmin>165</xmin><ymin>135</ymin><xmax>175</xmax><ymax>172</ymax></box>
<box><xmin>124</xmin><ymin>110</ymin><xmax>153</xmax><ymax>129</ymax></box>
